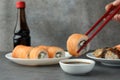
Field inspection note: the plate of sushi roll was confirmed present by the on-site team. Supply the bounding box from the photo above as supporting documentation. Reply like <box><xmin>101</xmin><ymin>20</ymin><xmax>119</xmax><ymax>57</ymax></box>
<box><xmin>86</xmin><ymin>44</ymin><xmax>120</xmax><ymax>66</ymax></box>
<box><xmin>5</xmin><ymin>45</ymin><xmax>72</xmax><ymax>66</ymax></box>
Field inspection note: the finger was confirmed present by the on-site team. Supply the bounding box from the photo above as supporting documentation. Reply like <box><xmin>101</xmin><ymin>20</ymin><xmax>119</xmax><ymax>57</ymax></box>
<box><xmin>113</xmin><ymin>0</ymin><xmax>120</xmax><ymax>6</ymax></box>
<box><xmin>105</xmin><ymin>3</ymin><xmax>113</xmax><ymax>11</ymax></box>
<box><xmin>113</xmin><ymin>14</ymin><xmax>120</xmax><ymax>22</ymax></box>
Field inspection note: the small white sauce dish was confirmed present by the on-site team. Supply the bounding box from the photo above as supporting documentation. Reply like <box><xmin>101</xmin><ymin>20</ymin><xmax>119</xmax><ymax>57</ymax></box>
<box><xmin>59</xmin><ymin>59</ymin><xmax>95</xmax><ymax>75</ymax></box>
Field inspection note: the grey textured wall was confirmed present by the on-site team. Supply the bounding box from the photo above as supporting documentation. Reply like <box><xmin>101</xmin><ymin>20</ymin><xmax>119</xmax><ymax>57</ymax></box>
<box><xmin>0</xmin><ymin>0</ymin><xmax>120</xmax><ymax>52</ymax></box>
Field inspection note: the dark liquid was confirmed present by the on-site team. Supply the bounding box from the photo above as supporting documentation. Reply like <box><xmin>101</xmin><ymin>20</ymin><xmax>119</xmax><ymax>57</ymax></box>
<box><xmin>13</xmin><ymin>30</ymin><xmax>31</xmax><ymax>47</ymax></box>
<box><xmin>63</xmin><ymin>61</ymin><xmax>90</xmax><ymax>64</ymax></box>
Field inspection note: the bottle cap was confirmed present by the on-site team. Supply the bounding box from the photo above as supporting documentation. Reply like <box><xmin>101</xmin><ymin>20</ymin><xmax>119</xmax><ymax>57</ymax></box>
<box><xmin>16</xmin><ymin>1</ymin><xmax>25</xmax><ymax>8</ymax></box>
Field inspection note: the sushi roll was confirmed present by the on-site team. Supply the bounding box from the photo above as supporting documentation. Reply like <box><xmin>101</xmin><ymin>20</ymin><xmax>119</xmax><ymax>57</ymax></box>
<box><xmin>37</xmin><ymin>45</ymin><xmax>49</xmax><ymax>50</ymax></box>
<box><xmin>105</xmin><ymin>48</ymin><xmax>120</xmax><ymax>59</ymax></box>
<box><xmin>93</xmin><ymin>48</ymin><xmax>104</xmax><ymax>58</ymax></box>
<box><xmin>93</xmin><ymin>48</ymin><xmax>109</xmax><ymax>58</ymax></box>
<box><xmin>47</xmin><ymin>46</ymin><xmax>65</xmax><ymax>58</ymax></box>
<box><xmin>29</xmin><ymin>47</ymin><xmax>48</xmax><ymax>59</ymax></box>
<box><xmin>12</xmin><ymin>45</ymin><xmax>33</xmax><ymax>59</ymax></box>
<box><xmin>114</xmin><ymin>44</ymin><xmax>120</xmax><ymax>51</ymax></box>
<box><xmin>67</xmin><ymin>33</ymin><xmax>89</xmax><ymax>57</ymax></box>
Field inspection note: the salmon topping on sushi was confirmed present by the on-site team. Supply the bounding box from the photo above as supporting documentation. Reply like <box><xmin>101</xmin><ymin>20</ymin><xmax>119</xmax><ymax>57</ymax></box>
<box><xmin>67</xmin><ymin>33</ymin><xmax>89</xmax><ymax>57</ymax></box>
<box><xmin>12</xmin><ymin>45</ymin><xmax>65</xmax><ymax>59</ymax></box>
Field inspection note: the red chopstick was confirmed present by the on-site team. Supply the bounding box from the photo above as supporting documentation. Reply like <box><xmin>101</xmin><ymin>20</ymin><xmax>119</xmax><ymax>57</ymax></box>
<box><xmin>77</xmin><ymin>5</ymin><xmax>120</xmax><ymax>53</ymax></box>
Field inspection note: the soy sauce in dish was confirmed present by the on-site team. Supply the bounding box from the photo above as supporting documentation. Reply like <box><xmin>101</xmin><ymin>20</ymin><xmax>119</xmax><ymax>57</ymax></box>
<box><xmin>63</xmin><ymin>61</ymin><xmax>90</xmax><ymax>64</ymax></box>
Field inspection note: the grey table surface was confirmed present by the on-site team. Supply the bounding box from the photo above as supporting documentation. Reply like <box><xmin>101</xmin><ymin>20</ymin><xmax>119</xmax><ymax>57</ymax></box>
<box><xmin>0</xmin><ymin>51</ymin><xmax>120</xmax><ymax>80</ymax></box>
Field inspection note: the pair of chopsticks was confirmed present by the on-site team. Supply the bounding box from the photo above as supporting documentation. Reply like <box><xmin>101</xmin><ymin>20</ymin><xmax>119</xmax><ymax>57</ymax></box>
<box><xmin>77</xmin><ymin>5</ymin><xmax>120</xmax><ymax>53</ymax></box>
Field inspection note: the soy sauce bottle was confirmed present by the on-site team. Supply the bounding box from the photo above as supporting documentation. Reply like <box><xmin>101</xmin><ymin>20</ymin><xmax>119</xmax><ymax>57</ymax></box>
<box><xmin>13</xmin><ymin>1</ymin><xmax>31</xmax><ymax>48</ymax></box>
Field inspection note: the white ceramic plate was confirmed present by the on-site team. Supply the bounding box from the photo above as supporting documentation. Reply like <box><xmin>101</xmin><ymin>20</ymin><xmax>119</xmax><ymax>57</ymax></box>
<box><xmin>86</xmin><ymin>52</ymin><xmax>120</xmax><ymax>66</ymax></box>
<box><xmin>5</xmin><ymin>52</ymin><xmax>72</xmax><ymax>66</ymax></box>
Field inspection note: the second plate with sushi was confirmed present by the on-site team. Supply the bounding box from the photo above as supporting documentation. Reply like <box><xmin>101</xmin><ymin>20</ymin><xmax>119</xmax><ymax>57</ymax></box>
<box><xmin>86</xmin><ymin>52</ymin><xmax>120</xmax><ymax>66</ymax></box>
<box><xmin>5</xmin><ymin>52</ymin><xmax>72</xmax><ymax>66</ymax></box>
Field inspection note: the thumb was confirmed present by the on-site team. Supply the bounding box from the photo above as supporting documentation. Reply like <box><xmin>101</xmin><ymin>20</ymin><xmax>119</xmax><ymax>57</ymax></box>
<box><xmin>113</xmin><ymin>0</ymin><xmax>120</xmax><ymax>6</ymax></box>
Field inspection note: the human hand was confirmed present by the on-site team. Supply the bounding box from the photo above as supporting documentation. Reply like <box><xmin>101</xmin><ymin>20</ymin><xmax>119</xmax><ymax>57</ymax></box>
<box><xmin>105</xmin><ymin>0</ymin><xmax>120</xmax><ymax>22</ymax></box>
